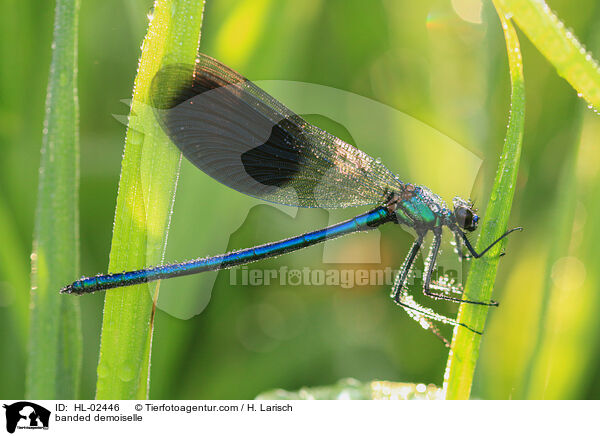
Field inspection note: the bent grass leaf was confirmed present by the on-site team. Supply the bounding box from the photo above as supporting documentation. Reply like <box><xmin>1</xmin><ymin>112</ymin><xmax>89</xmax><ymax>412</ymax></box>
<box><xmin>443</xmin><ymin>3</ymin><xmax>525</xmax><ymax>400</ymax></box>
<box><xmin>496</xmin><ymin>0</ymin><xmax>600</xmax><ymax>112</ymax></box>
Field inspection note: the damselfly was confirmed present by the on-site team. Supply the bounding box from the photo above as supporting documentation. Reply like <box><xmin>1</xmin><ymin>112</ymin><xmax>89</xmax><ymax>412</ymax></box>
<box><xmin>62</xmin><ymin>54</ymin><xmax>520</xmax><ymax>343</ymax></box>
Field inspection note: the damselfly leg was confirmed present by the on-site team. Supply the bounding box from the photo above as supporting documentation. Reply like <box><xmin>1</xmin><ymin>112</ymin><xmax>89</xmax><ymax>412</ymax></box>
<box><xmin>390</xmin><ymin>234</ymin><xmax>482</xmax><ymax>347</ymax></box>
<box><xmin>423</xmin><ymin>230</ymin><xmax>498</xmax><ymax>306</ymax></box>
<box><xmin>390</xmin><ymin>226</ymin><xmax>522</xmax><ymax>344</ymax></box>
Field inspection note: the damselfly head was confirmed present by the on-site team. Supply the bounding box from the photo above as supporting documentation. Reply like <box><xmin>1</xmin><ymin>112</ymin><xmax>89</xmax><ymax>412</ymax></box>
<box><xmin>452</xmin><ymin>197</ymin><xmax>479</xmax><ymax>232</ymax></box>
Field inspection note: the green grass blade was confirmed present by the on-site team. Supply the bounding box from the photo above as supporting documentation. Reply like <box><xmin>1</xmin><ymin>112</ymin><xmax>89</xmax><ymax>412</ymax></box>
<box><xmin>27</xmin><ymin>0</ymin><xmax>82</xmax><ymax>399</ymax></box>
<box><xmin>443</xmin><ymin>4</ymin><xmax>525</xmax><ymax>400</ymax></box>
<box><xmin>496</xmin><ymin>0</ymin><xmax>600</xmax><ymax>111</ymax></box>
<box><xmin>95</xmin><ymin>0</ymin><xmax>205</xmax><ymax>400</ymax></box>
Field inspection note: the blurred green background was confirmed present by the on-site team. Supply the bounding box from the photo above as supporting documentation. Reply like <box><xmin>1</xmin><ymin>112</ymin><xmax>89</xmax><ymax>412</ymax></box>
<box><xmin>1</xmin><ymin>0</ymin><xmax>600</xmax><ymax>399</ymax></box>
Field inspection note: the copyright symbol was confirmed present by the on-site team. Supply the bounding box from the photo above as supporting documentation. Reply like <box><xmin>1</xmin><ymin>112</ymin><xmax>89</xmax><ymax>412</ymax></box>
<box><xmin>135</xmin><ymin>404</ymin><xmax>143</xmax><ymax>411</ymax></box>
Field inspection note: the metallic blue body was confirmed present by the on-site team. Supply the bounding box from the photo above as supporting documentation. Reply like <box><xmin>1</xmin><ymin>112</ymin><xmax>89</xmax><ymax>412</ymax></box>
<box><xmin>66</xmin><ymin>206</ymin><xmax>393</xmax><ymax>294</ymax></box>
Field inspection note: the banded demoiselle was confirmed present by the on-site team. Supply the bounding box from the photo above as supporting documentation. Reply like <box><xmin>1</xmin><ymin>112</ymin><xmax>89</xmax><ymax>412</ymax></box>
<box><xmin>62</xmin><ymin>54</ymin><xmax>520</xmax><ymax>342</ymax></box>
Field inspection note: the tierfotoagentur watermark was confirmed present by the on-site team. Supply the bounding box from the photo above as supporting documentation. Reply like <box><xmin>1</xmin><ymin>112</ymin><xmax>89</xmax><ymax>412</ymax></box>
<box><xmin>229</xmin><ymin>265</ymin><xmax>459</xmax><ymax>289</ymax></box>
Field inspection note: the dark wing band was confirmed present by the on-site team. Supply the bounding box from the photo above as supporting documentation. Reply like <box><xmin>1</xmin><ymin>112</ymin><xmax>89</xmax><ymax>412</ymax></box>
<box><xmin>150</xmin><ymin>54</ymin><xmax>403</xmax><ymax>208</ymax></box>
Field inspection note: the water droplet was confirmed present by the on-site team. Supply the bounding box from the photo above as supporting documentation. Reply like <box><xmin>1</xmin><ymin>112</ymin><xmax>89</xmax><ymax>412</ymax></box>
<box><xmin>119</xmin><ymin>361</ymin><xmax>136</xmax><ymax>382</ymax></box>
<box><xmin>97</xmin><ymin>360</ymin><xmax>110</xmax><ymax>378</ymax></box>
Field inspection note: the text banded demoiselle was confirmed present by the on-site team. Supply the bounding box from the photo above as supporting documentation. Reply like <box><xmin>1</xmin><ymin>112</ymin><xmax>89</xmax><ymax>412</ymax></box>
<box><xmin>62</xmin><ymin>54</ymin><xmax>521</xmax><ymax>342</ymax></box>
